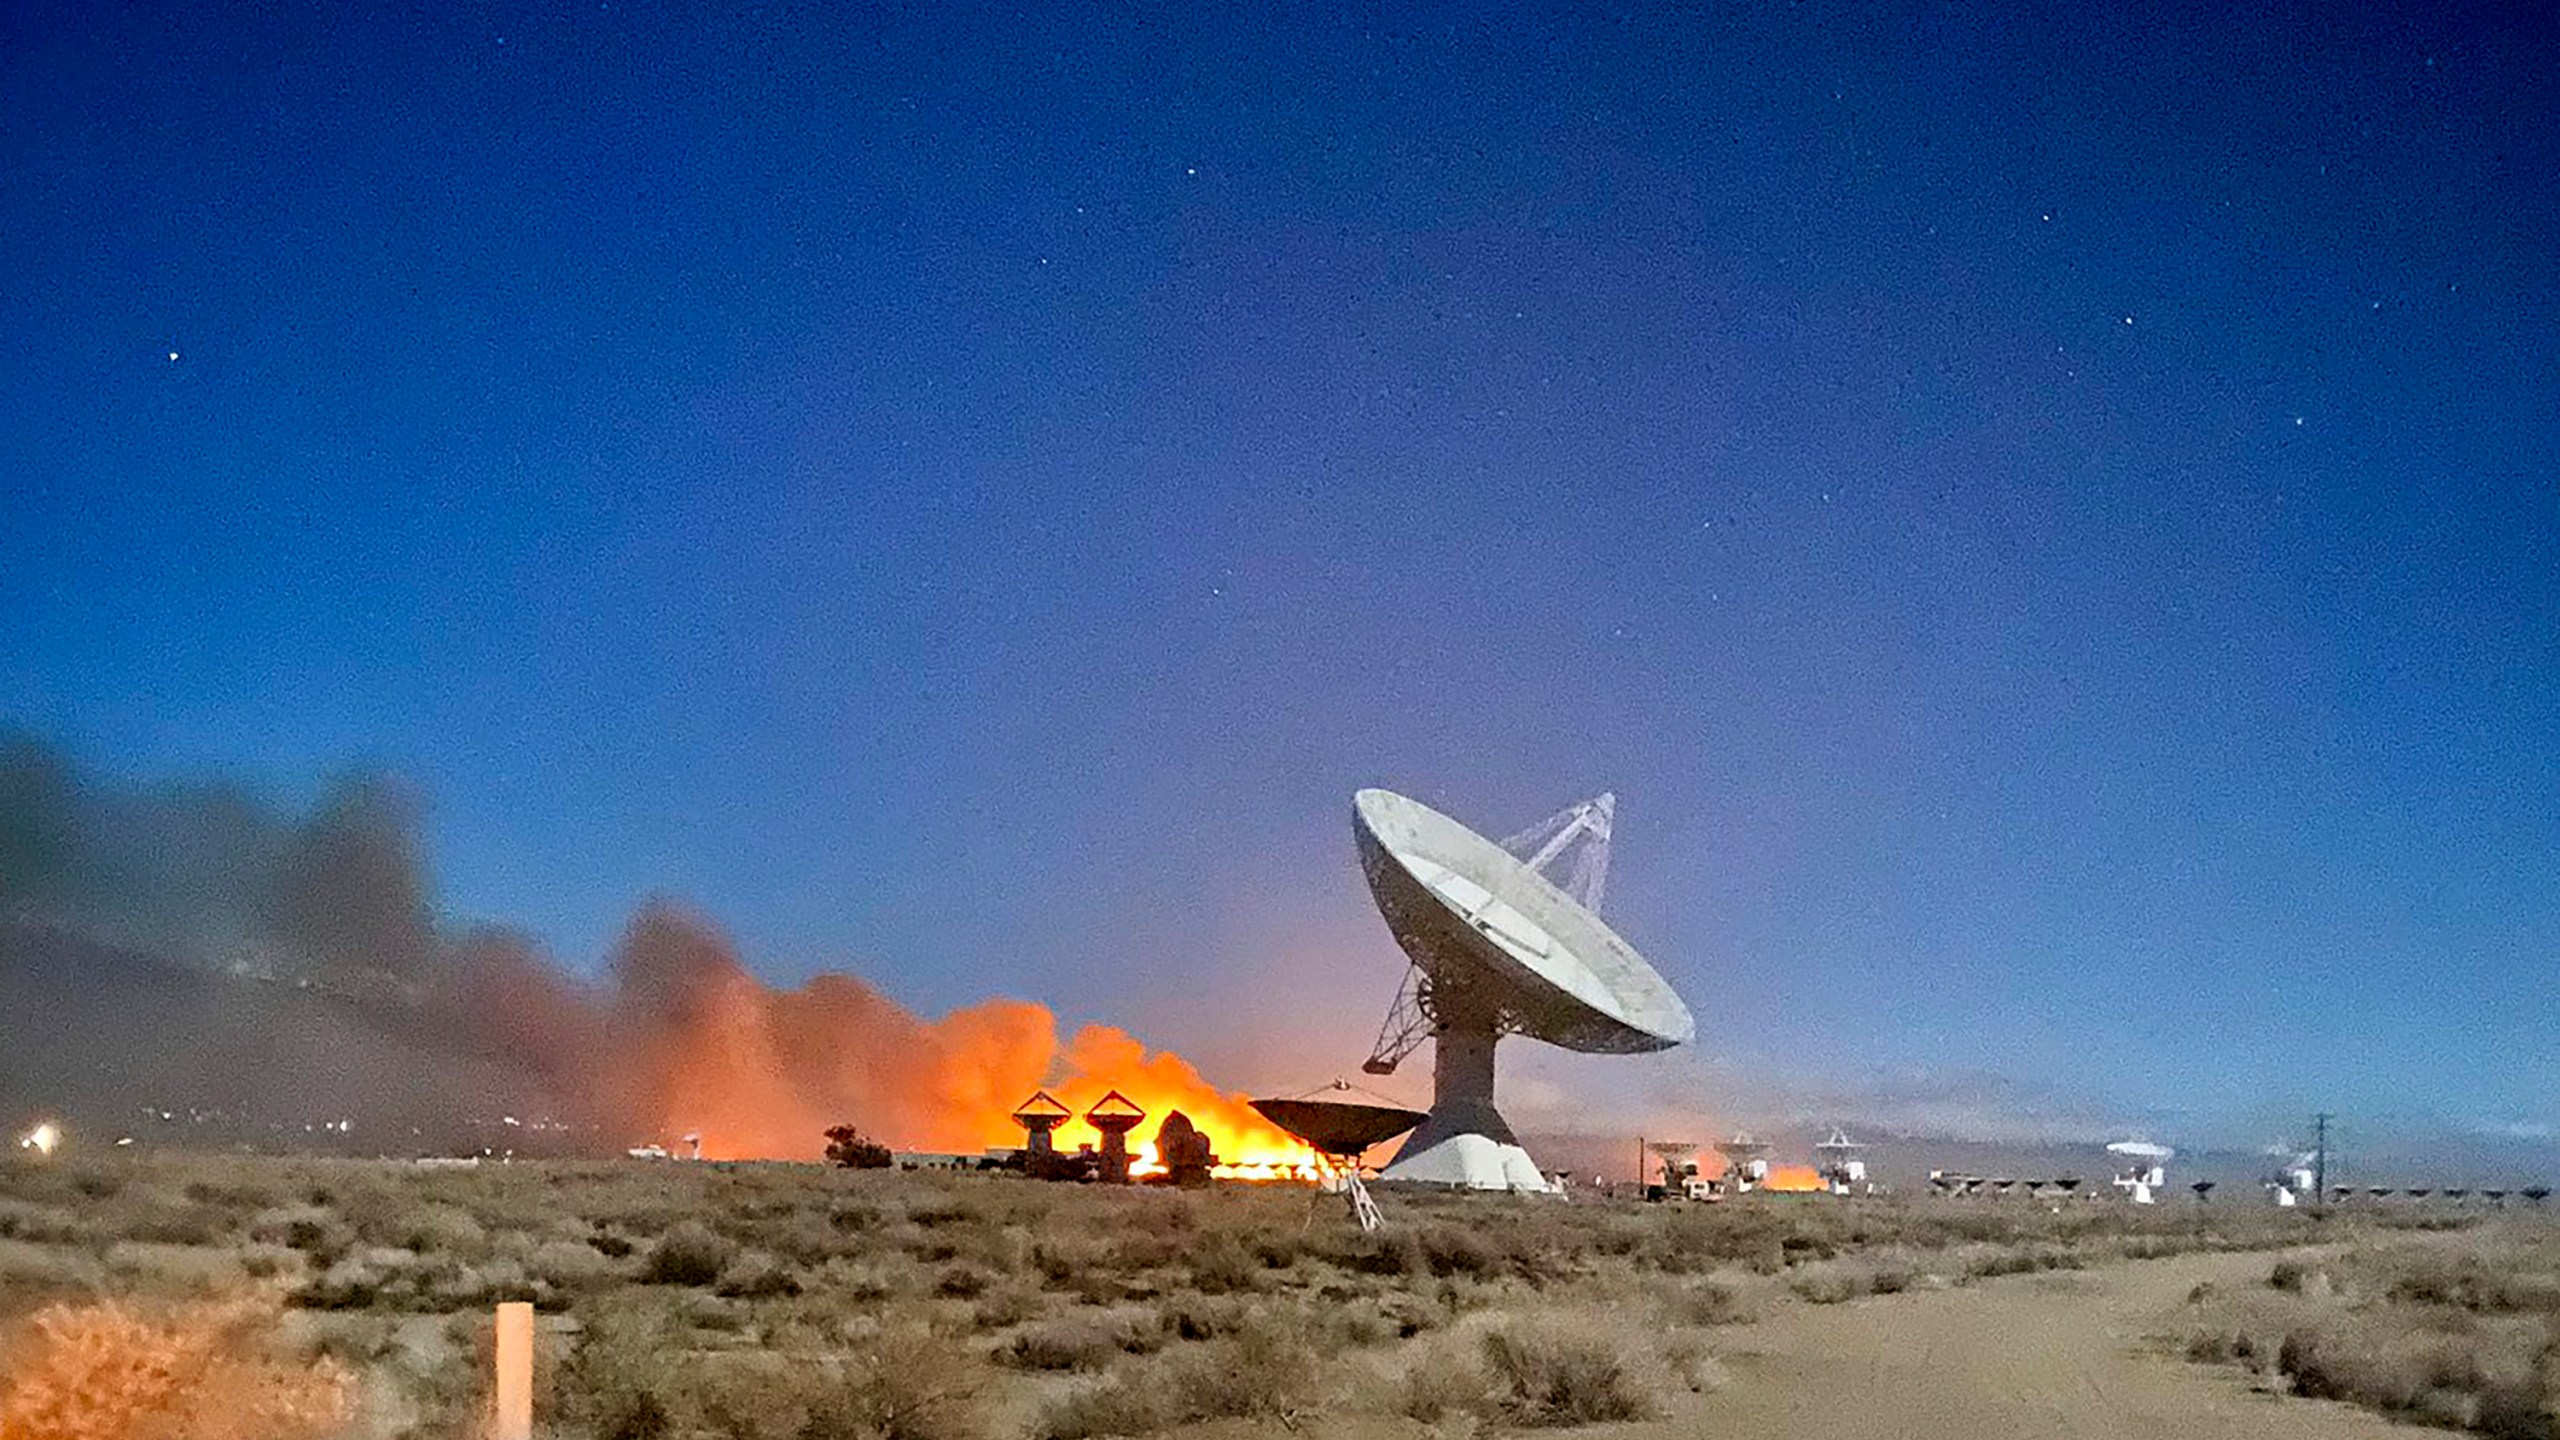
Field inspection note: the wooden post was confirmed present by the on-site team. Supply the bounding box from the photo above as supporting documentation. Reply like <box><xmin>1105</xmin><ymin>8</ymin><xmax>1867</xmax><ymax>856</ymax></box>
<box><xmin>494</xmin><ymin>1300</ymin><xmax>534</xmax><ymax>1440</ymax></box>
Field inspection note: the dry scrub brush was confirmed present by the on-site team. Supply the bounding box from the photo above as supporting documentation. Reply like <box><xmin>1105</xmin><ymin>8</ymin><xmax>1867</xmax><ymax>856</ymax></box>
<box><xmin>2180</xmin><ymin>1228</ymin><xmax>2559</xmax><ymax>1439</ymax></box>
<box><xmin>0</xmin><ymin>1293</ymin><xmax>353</xmax><ymax>1440</ymax></box>
<box><xmin>1393</xmin><ymin>1319</ymin><xmax>1665</xmax><ymax>1430</ymax></box>
<box><xmin>0</xmin><ymin>1149</ymin><xmax>2429</xmax><ymax>1440</ymax></box>
<box><xmin>1034</xmin><ymin>1313</ymin><xmax>1321</xmax><ymax>1440</ymax></box>
<box><xmin>556</xmin><ymin>1305</ymin><xmax>999</xmax><ymax>1440</ymax></box>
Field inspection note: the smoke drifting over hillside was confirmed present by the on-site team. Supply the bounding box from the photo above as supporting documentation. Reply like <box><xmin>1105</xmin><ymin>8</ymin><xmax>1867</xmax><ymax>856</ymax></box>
<box><xmin>0</xmin><ymin>736</ymin><xmax>1302</xmax><ymax>1162</ymax></box>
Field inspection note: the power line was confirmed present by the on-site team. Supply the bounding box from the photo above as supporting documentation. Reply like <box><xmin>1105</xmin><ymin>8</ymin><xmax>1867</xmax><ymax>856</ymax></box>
<box><xmin>2313</xmin><ymin>1112</ymin><xmax>2332</xmax><ymax>1214</ymax></box>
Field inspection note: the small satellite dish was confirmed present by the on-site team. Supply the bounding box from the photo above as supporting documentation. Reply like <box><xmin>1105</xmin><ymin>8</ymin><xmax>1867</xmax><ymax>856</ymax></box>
<box><xmin>1250</xmin><ymin>1085</ymin><xmax>1427</xmax><ymax>1159</ymax></box>
<box><xmin>1251</xmin><ymin>1081</ymin><xmax>1425</xmax><ymax>1232</ymax></box>
<box><xmin>1713</xmin><ymin>1131</ymin><xmax>1773</xmax><ymax>1191</ymax></box>
<box><xmin>1084</xmin><ymin>1091</ymin><xmax>1146</xmax><ymax>1185</ymax></box>
<box><xmin>1011</xmin><ymin>1090</ymin><xmax>1074</xmax><ymax>1157</ymax></box>
<box><xmin>1814</xmin><ymin>1125</ymin><xmax>1869</xmax><ymax>1193</ymax></box>
<box><xmin>1645</xmin><ymin>1141</ymin><xmax>1702</xmax><ymax>1191</ymax></box>
<box><xmin>1352</xmin><ymin>789</ymin><xmax>1694</xmax><ymax>1191</ymax></box>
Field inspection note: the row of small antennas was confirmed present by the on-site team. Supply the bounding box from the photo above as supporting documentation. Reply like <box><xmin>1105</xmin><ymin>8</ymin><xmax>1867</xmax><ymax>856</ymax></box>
<box><xmin>2297</xmin><ymin>1185</ymin><xmax>2551</xmax><ymax>1203</ymax></box>
<box><xmin>1928</xmin><ymin>1173</ymin><xmax>2088</xmax><ymax>1195</ymax></box>
<box><xmin>1923</xmin><ymin>1173</ymin><xmax>2552</xmax><ymax>1203</ymax></box>
<box><xmin>1650</xmin><ymin>1129</ymin><xmax>1867</xmax><ymax>1171</ymax></box>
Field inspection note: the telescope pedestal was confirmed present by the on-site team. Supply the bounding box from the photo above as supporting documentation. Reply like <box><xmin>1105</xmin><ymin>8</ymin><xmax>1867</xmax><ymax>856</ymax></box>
<box><xmin>1379</xmin><ymin>1022</ymin><xmax>1553</xmax><ymax>1192</ymax></box>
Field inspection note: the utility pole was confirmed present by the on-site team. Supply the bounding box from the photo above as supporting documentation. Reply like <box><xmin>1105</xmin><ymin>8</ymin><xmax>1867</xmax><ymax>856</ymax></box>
<box><xmin>2313</xmin><ymin>1112</ymin><xmax>2332</xmax><ymax>1214</ymax></box>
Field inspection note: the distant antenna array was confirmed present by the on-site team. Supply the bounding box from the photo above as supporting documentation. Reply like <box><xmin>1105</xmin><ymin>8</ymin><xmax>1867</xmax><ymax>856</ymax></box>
<box><xmin>1364</xmin><ymin>794</ymin><xmax>1616</xmax><ymax>1076</ymax></box>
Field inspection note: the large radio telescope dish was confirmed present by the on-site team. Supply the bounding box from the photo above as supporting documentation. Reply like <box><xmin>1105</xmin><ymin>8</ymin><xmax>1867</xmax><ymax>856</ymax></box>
<box><xmin>1353</xmin><ymin>788</ymin><xmax>1694</xmax><ymax>1192</ymax></box>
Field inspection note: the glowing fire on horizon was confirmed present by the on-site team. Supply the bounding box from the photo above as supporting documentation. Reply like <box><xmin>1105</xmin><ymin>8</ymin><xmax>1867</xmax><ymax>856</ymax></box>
<box><xmin>1759</xmin><ymin>1164</ymin><xmax>1826</xmax><ymax>1193</ymax></box>
<box><xmin>595</xmin><ymin>907</ymin><xmax>1323</xmax><ymax>1175</ymax></box>
<box><xmin>16</xmin><ymin>1122</ymin><xmax>60</xmax><ymax>1157</ymax></box>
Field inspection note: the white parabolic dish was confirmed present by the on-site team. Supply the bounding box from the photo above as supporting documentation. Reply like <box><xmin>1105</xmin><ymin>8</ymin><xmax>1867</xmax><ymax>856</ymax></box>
<box><xmin>1353</xmin><ymin>788</ymin><xmax>1693</xmax><ymax>1053</ymax></box>
<box><xmin>1354</xmin><ymin>788</ymin><xmax>1693</xmax><ymax>1192</ymax></box>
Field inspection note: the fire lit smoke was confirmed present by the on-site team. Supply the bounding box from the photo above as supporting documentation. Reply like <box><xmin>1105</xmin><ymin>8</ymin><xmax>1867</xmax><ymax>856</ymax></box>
<box><xmin>1758</xmin><ymin>1164</ymin><xmax>1826</xmax><ymax>1193</ymax></box>
<box><xmin>505</xmin><ymin>903</ymin><xmax>1314</xmax><ymax>1166</ymax></box>
<box><xmin>0</xmin><ymin>736</ymin><xmax>1314</xmax><ymax>1170</ymax></box>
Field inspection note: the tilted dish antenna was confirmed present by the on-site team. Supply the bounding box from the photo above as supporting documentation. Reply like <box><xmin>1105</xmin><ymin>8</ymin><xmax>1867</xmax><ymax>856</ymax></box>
<box><xmin>1715</xmin><ymin>1131</ymin><xmax>1772</xmax><ymax>1190</ymax></box>
<box><xmin>1352</xmin><ymin>789</ymin><xmax>1693</xmax><ymax>1191</ymax></box>
<box><xmin>1646</xmin><ymin>1140</ymin><xmax>1702</xmax><ymax>1190</ymax></box>
<box><xmin>1085</xmin><ymin>1091</ymin><xmax>1146</xmax><ymax>1185</ymax></box>
<box><xmin>1814</xmin><ymin>1125</ymin><xmax>1869</xmax><ymax>1193</ymax></box>
<box><xmin>1250</xmin><ymin>1080</ymin><xmax>1427</xmax><ymax>1232</ymax></box>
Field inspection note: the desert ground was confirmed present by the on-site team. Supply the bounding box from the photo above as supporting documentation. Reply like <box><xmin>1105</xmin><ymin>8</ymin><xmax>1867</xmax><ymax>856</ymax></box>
<box><xmin>0</xmin><ymin>1151</ymin><xmax>2547</xmax><ymax>1440</ymax></box>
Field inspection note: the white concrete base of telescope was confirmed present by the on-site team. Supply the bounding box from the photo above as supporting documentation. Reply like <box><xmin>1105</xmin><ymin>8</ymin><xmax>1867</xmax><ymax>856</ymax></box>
<box><xmin>1378</xmin><ymin>1022</ymin><xmax>1555</xmax><ymax>1192</ymax></box>
<box><xmin>1382</xmin><ymin>1130</ymin><xmax>1553</xmax><ymax>1191</ymax></box>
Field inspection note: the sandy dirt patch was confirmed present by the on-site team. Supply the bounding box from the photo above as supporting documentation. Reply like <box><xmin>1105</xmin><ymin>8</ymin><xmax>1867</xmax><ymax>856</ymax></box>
<box><xmin>1673</xmin><ymin>1247</ymin><xmax>2409</xmax><ymax>1440</ymax></box>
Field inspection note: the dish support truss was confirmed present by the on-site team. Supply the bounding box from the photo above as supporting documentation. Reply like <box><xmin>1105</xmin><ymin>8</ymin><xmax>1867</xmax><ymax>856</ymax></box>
<box><xmin>1363</xmin><ymin>793</ymin><xmax>1616</xmax><ymax>1076</ymax></box>
<box><xmin>1320</xmin><ymin>1159</ymin><xmax>1389</xmax><ymax>1232</ymax></box>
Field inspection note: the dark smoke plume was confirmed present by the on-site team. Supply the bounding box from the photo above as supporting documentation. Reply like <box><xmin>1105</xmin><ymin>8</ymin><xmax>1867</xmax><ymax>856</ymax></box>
<box><xmin>0</xmin><ymin>734</ymin><xmax>1305</xmax><ymax>1164</ymax></box>
<box><xmin>0</xmin><ymin>735</ymin><xmax>436</xmax><ymax>987</ymax></box>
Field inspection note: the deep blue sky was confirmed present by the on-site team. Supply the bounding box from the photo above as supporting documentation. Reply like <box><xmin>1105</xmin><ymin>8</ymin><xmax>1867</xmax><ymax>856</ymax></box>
<box><xmin>4</xmin><ymin>2</ymin><xmax>2553</xmax><ymax>1146</ymax></box>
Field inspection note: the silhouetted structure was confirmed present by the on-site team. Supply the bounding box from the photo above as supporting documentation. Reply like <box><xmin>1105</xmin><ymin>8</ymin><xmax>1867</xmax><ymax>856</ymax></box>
<box><xmin>1154</xmin><ymin>1110</ymin><xmax>1216</xmax><ymax>1187</ymax></box>
<box><xmin>1012</xmin><ymin>1090</ymin><xmax>1072</xmax><ymax>1158</ymax></box>
<box><xmin>822</xmin><ymin>1125</ymin><xmax>891</xmax><ymax>1169</ymax></box>
<box><xmin>1086</xmin><ymin>1090</ymin><xmax>1145</xmax><ymax>1184</ymax></box>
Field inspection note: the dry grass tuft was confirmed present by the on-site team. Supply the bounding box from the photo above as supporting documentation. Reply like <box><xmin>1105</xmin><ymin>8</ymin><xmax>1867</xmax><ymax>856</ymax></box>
<box><xmin>998</xmin><ymin>1311</ymin><xmax>1158</xmax><ymax>1371</ymax></box>
<box><xmin>639</xmin><ymin>1220</ymin><xmax>737</xmax><ymax>1287</ymax></box>
<box><xmin>2183</xmin><ymin>1230</ymin><xmax>2560</xmax><ymax>1437</ymax></box>
<box><xmin>1477</xmin><ymin>1320</ymin><xmax>1659</xmax><ymax>1427</ymax></box>
<box><xmin>0</xmin><ymin>1293</ymin><xmax>354</xmax><ymax>1440</ymax></box>
<box><xmin>1035</xmin><ymin>1315</ymin><xmax>1320</xmax><ymax>1440</ymax></box>
<box><xmin>1660</xmin><ymin>1271</ymin><xmax>1765</xmax><ymax>1327</ymax></box>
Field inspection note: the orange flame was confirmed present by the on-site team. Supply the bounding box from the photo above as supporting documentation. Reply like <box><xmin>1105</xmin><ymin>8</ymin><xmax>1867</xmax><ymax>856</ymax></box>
<box><xmin>1760</xmin><ymin>1164</ymin><xmax>1826</xmax><ymax>1193</ymax></box>
<box><xmin>581</xmin><ymin>906</ymin><xmax>1315</xmax><ymax>1173</ymax></box>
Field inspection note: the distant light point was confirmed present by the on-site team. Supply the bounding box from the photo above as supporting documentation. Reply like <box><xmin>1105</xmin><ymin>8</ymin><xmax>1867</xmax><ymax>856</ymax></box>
<box><xmin>2122</xmin><ymin>315</ymin><xmax>2134</xmax><ymax>325</ymax></box>
<box><xmin>166</xmin><ymin>351</ymin><xmax>179</xmax><ymax>362</ymax></box>
<box><xmin>1186</xmin><ymin>167</ymin><xmax>1197</xmax><ymax>176</ymax></box>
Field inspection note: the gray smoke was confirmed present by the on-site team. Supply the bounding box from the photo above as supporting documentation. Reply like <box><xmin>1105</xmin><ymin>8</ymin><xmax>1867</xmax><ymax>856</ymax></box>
<box><xmin>0</xmin><ymin>733</ymin><xmax>1072</xmax><ymax>1161</ymax></box>
<box><xmin>0</xmin><ymin>734</ymin><xmax>437</xmax><ymax>987</ymax></box>
<box><xmin>0</xmin><ymin>734</ymin><xmax>613</xmax><ymax>1147</ymax></box>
